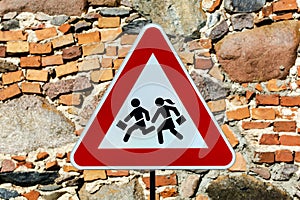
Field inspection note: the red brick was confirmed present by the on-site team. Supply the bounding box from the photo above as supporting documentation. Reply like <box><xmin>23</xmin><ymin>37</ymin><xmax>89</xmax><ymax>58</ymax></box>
<box><xmin>255</xmin><ymin>83</ymin><xmax>263</xmax><ymax>92</ymax></box>
<box><xmin>22</xmin><ymin>190</ymin><xmax>40</xmax><ymax>200</ymax></box>
<box><xmin>113</xmin><ymin>58</ymin><xmax>124</xmax><ymax>70</ymax></box>
<box><xmin>55</xmin><ymin>61</ymin><xmax>78</xmax><ymax>78</ymax></box>
<box><xmin>118</xmin><ymin>46</ymin><xmax>131</xmax><ymax>58</ymax></box>
<box><xmin>58</xmin><ymin>24</ymin><xmax>71</xmax><ymax>34</ymax></box>
<box><xmin>254</xmin><ymin>152</ymin><xmax>275</xmax><ymax>164</ymax></box>
<box><xmin>273</xmin><ymin>13</ymin><xmax>293</xmax><ymax>21</ymax></box>
<box><xmin>188</xmin><ymin>38</ymin><xmax>212</xmax><ymax>51</ymax></box>
<box><xmin>11</xmin><ymin>155</ymin><xmax>27</xmax><ymax>162</ymax></box>
<box><xmin>42</xmin><ymin>55</ymin><xmax>64</xmax><ymax>66</ymax></box>
<box><xmin>6</xmin><ymin>41</ymin><xmax>29</xmax><ymax>53</ymax></box>
<box><xmin>143</xmin><ymin>173</ymin><xmax>177</xmax><ymax>189</ymax></box>
<box><xmin>272</xmin><ymin>0</ymin><xmax>297</xmax><ymax>12</ymax></box>
<box><xmin>59</xmin><ymin>93</ymin><xmax>82</xmax><ymax>106</ymax></box>
<box><xmin>20</xmin><ymin>56</ymin><xmax>41</xmax><ymax>68</ymax></box>
<box><xmin>226</xmin><ymin>107</ymin><xmax>250</xmax><ymax>121</ymax></box>
<box><xmin>295</xmin><ymin>152</ymin><xmax>300</xmax><ymax>162</ymax></box>
<box><xmin>251</xmin><ymin>108</ymin><xmax>276</xmax><ymax>120</ymax></box>
<box><xmin>26</xmin><ymin>70</ymin><xmax>48</xmax><ymax>82</ymax></box>
<box><xmin>101</xmin><ymin>57</ymin><xmax>113</xmax><ymax>68</ymax></box>
<box><xmin>98</xmin><ymin>16</ymin><xmax>120</xmax><ymax>28</ymax></box>
<box><xmin>2</xmin><ymin>71</ymin><xmax>23</xmax><ymax>85</ymax></box>
<box><xmin>245</xmin><ymin>91</ymin><xmax>255</xmax><ymax>100</ymax></box>
<box><xmin>106</xmin><ymin>46</ymin><xmax>117</xmax><ymax>56</ymax></box>
<box><xmin>267</xmin><ymin>79</ymin><xmax>287</xmax><ymax>92</ymax></box>
<box><xmin>78</xmin><ymin>58</ymin><xmax>100</xmax><ymax>71</ymax></box>
<box><xmin>0</xmin><ymin>84</ymin><xmax>21</xmax><ymax>101</ymax></box>
<box><xmin>207</xmin><ymin>99</ymin><xmax>226</xmax><ymax>113</ymax></box>
<box><xmin>159</xmin><ymin>187</ymin><xmax>178</xmax><ymax>198</ymax></box>
<box><xmin>259</xmin><ymin>134</ymin><xmax>280</xmax><ymax>145</ymax></box>
<box><xmin>194</xmin><ymin>56</ymin><xmax>214</xmax><ymax>70</ymax></box>
<box><xmin>279</xmin><ymin>135</ymin><xmax>300</xmax><ymax>146</ymax></box>
<box><xmin>36</xmin><ymin>152</ymin><xmax>49</xmax><ymax>161</ymax></box>
<box><xmin>45</xmin><ymin>160</ymin><xmax>60</xmax><ymax>171</ymax></box>
<box><xmin>100</xmin><ymin>28</ymin><xmax>122</xmax><ymax>42</ymax></box>
<box><xmin>24</xmin><ymin>162</ymin><xmax>35</xmax><ymax>169</ymax></box>
<box><xmin>51</xmin><ymin>34</ymin><xmax>74</xmax><ymax>49</ymax></box>
<box><xmin>29</xmin><ymin>43</ymin><xmax>52</xmax><ymax>54</ymax></box>
<box><xmin>256</xmin><ymin>94</ymin><xmax>279</xmax><ymax>105</ymax></box>
<box><xmin>0</xmin><ymin>30</ymin><xmax>27</xmax><ymax>41</ymax></box>
<box><xmin>121</xmin><ymin>34</ymin><xmax>137</xmax><ymax>45</ymax></box>
<box><xmin>77</xmin><ymin>31</ymin><xmax>101</xmax><ymax>44</ymax></box>
<box><xmin>228</xmin><ymin>152</ymin><xmax>247</xmax><ymax>172</ymax></box>
<box><xmin>106</xmin><ymin>170</ymin><xmax>130</xmax><ymax>177</ymax></box>
<box><xmin>0</xmin><ymin>46</ymin><xmax>6</xmax><ymax>57</ymax></box>
<box><xmin>56</xmin><ymin>152</ymin><xmax>66</xmax><ymax>159</ymax></box>
<box><xmin>63</xmin><ymin>165</ymin><xmax>82</xmax><ymax>173</ymax></box>
<box><xmin>35</xmin><ymin>27</ymin><xmax>57</xmax><ymax>41</ymax></box>
<box><xmin>242</xmin><ymin>121</ymin><xmax>271</xmax><ymax>129</ymax></box>
<box><xmin>62</xmin><ymin>46</ymin><xmax>82</xmax><ymax>60</ymax></box>
<box><xmin>82</xmin><ymin>42</ymin><xmax>105</xmax><ymax>56</ymax></box>
<box><xmin>22</xmin><ymin>82</ymin><xmax>42</xmax><ymax>94</ymax></box>
<box><xmin>275</xmin><ymin>149</ymin><xmax>293</xmax><ymax>162</ymax></box>
<box><xmin>90</xmin><ymin>69</ymin><xmax>113</xmax><ymax>82</ymax></box>
<box><xmin>221</xmin><ymin>124</ymin><xmax>239</xmax><ymax>147</ymax></box>
<box><xmin>273</xmin><ymin>121</ymin><xmax>296</xmax><ymax>132</ymax></box>
<box><xmin>281</xmin><ymin>96</ymin><xmax>300</xmax><ymax>106</ymax></box>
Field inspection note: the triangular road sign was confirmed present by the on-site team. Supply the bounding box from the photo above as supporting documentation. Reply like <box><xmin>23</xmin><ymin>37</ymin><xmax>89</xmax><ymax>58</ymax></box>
<box><xmin>71</xmin><ymin>24</ymin><xmax>235</xmax><ymax>170</ymax></box>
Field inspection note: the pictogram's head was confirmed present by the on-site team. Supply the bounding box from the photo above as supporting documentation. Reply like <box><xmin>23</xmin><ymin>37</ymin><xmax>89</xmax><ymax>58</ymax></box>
<box><xmin>155</xmin><ymin>97</ymin><xmax>164</xmax><ymax>106</ymax></box>
<box><xmin>131</xmin><ymin>98</ymin><xmax>140</xmax><ymax>107</ymax></box>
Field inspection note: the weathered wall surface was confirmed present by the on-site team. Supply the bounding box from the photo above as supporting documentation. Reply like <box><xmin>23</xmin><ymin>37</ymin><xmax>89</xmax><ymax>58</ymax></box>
<box><xmin>0</xmin><ymin>0</ymin><xmax>300</xmax><ymax>199</ymax></box>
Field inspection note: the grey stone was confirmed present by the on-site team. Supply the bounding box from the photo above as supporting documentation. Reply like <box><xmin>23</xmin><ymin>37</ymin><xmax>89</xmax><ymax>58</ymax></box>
<box><xmin>224</xmin><ymin>0</ymin><xmax>266</xmax><ymax>13</ymax></box>
<box><xmin>1</xmin><ymin>19</ymin><xmax>19</xmax><ymax>30</ymax></box>
<box><xmin>64</xmin><ymin>177</ymin><xmax>84</xmax><ymax>187</ymax></box>
<box><xmin>0</xmin><ymin>188</ymin><xmax>19</xmax><ymax>200</ymax></box>
<box><xmin>84</xmin><ymin>13</ymin><xmax>101</xmax><ymax>21</ymax></box>
<box><xmin>208</xmin><ymin>12</ymin><xmax>221</xmax><ymax>28</ymax></box>
<box><xmin>0</xmin><ymin>95</ymin><xmax>76</xmax><ymax>154</ymax></box>
<box><xmin>38</xmin><ymin>184</ymin><xmax>62</xmax><ymax>191</ymax></box>
<box><xmin>43</xmin><ymin>192</ymin><xmax>67</xmax><ymax>200</ymax></box>
<box><xmin>35</xmin><ymin>12</ymin><xmax>52</xmax><ymax>21</ymax></box>
<box><xmin>43</xmin><ymin>76</ymin><xmax>92</xmax><ymax>99</ymax></box>
<box><xmin>250</xmin><ymin>167</ymin><xmax>271</xmax><ymax>180</ymax></box>
<box><xmin>99</xmin><ymin>7</ymin><xmax>131</xmax><ymax>17</ymax></box>
<box><xmin>190</xmin><ymin>71</ymin><xmax>229</xmax><ymax>101</ymax></box>
<box><xmin>0</xmin><ymin>172</ymin><xmax>59</xmax><ymax>187</ymax></box>
<box><xmin>0</xmin><ymin>60</ymin><xmax>18</xmax><ymax>72</ymax></box>
<box><xmin>207</xmin><ymin>175</ymin><xmax>292</xmax><ymax>200</ymax></box>
<box><xmin>75</xmin><ymin>21</ymin><xmax>92</xmax><ymax>33</ymax></box>
<box><xmin>215</xmin><ymin>20</ymin><xmax>300</xmax><ymax>83</ymax></box>
<box><xmin>122</xmin><ymin>19</ymin><xmax>151</xmax><ymax>34</ymax></box>
<box><xmin>180</xmin><ymin>175</ymin><xmax>200</xmax><ymax>198</ymax></box>
<box><xmin>272</xmin><ymin>164</ymin><xmax>298</xmax><ymax>181</ymax></box>
<box><xmin>231</xmin><ymin>13</ymin><xmax>254</xmax><ymax>31</ymax></box>
<box><xmin>79</xmin><ymin>179</ymin><xmax>144</xmax><ymax>200</ymax></box>
<box><xmin>131</xmin><ymin>0</ymin><xmax>206</xmax><ymax>36</ymax></box>
<box><xmin>50</xmin><ymin>15</ymin><xmax>69</xmax><ymax>26</ymax></box>
<box><xmin>0</xmin><ymin>0</ymin><xmax>87</xmax><ymax>16</ymax></box>
<box><xmin>209</xmin><ymin>20</ymin><xmax>229</xmax><ymax>40</ymax></box>
<box><xmin>2</xmin><ymin>12</ymin><xmax>17</xmax><ymax>20</ymax></box>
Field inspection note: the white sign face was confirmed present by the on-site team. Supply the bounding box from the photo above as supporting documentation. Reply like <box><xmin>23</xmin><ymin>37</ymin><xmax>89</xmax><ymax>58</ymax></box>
<box><xmin>99</xmin><ymin>54</ymin><xmax>208</xmax><ymax>149</ymax></box>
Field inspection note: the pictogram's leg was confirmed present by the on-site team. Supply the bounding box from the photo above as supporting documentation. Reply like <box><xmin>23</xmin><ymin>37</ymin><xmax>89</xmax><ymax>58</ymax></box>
<box><xmin>123</xmin><ymin>124</ymin><xmax>138</xmax><ymax>142</ymax></box>
<box><xmin>158</xmin><ymin>130</ymin><xmax>164</xmax><ymax>144</ymax></box>
<box><xmin>170</xmin><ymin>129</ymin><xmax>183</xmax><ymax>140</ymax></box>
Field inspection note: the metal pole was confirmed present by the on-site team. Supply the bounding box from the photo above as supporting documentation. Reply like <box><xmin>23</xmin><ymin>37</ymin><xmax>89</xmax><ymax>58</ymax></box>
<box><xmin>150</xmin><ymin>170</ymin><xmax>156</xmax><ymax>200</ymax></box>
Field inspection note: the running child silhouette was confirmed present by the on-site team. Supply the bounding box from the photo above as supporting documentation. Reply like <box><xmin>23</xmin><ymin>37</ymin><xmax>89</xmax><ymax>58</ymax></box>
<box><xmin>121</xmin><ymin>98</ymin><xmax>155</xmax><ymax>142</ymax></box>
<box><xmin>151</xmin><ymin>97</ymin><xmax>184</xmax><ymax>144</ymax></box>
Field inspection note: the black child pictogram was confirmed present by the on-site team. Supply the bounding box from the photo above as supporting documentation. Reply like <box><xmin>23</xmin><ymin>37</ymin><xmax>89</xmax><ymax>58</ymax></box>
<box><xmin>117</xmin><ymin>98</ymin><xmax>155</xmax><ymax>142</ymax></box>
<box><xmin>152</xmin><ymin>97</ymin><xmax>185</xmax><ymax>144</ymax></box>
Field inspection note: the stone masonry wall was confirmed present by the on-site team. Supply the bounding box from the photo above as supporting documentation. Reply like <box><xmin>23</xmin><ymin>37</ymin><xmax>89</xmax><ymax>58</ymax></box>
<box><xmin>0</xmin><ymin>0</ymin><xmax>300</xmax><ymax>199</ymax></box>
